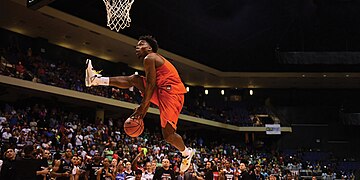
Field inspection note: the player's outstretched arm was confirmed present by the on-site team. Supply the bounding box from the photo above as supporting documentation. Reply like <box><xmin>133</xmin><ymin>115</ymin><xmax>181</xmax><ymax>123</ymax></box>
<box><xmin>131</xmin><ymin>54</ymin><xmax>157</xmax><ymax>119</ymax></box>
<box><xmin>131</xmin><ymin>149</ymin><xmax>144</xmax><ymax>171</ymax></box>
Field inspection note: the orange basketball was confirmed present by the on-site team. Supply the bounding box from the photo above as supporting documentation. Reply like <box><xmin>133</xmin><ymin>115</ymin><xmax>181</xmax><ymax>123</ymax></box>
<box><xmin>124</xmin><ymin>117</ymin><xmax>144</xmax><ymax>137</ymax></box>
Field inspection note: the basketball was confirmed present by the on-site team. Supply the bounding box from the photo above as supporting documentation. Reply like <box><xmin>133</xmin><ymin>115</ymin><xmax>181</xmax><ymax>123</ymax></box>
<box><xmin>124</xmin><ymin>117</ymin><xmax>144</xmax><ymax>137</ymax></box>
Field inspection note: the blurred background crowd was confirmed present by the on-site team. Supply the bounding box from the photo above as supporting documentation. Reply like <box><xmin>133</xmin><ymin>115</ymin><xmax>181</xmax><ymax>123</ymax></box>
<box><xmin>0</xmin><ymin>28</ymin><xmax>359</xmax><ymax>180</ymax></box>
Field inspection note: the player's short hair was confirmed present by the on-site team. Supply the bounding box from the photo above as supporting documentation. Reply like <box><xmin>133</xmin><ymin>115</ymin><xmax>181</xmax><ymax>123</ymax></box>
<box><xmin>24</xmin><ymin>145</ymin><xmax>34</xmax><ymax>155</ymax></box>
<box><xmin>139</xmin><ymin>35</ymin><xmax>158</xmax><ymax>53</ymax></box>
<box><xmin>135</xmin><ymin>169</ymin><xmax>143</xmax><ymax>175</ymax></box>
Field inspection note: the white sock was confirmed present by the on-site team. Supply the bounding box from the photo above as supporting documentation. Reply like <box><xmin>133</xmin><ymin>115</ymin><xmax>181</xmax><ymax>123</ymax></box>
<box><xmin>94</xmin><ymin>77</ymin><xmax>109</xmax><ymax>86</ymax></box>
<box><xmin>181</xmin><ymin>147</ymin><xmax>191</xmax><ymax>157</ymax></box>
<box><xmin>129</xmin><ymin>86</ymin><xmax>134</xmax><ymax>91</ymax></box>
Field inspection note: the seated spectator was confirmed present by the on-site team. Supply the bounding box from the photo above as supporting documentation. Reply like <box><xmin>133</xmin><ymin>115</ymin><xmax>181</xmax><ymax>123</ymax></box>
<box><xmin>153</xmin><ymin>159</ymin><xmax>175</xmax><ymax>180</ymax></box>
<box><xmin>0</xmin><ymin>148</ymin><xmax>16</xmax><ymax>179</ymax></box>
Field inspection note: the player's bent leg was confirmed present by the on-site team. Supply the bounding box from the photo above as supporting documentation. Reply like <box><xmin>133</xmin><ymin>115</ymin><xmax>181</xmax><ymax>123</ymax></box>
<box><xmin>85</xmin><ymin>59</ymin><xmax>145</xmax><ymax>90</ymax></box>
<box><xmin>162</xmin><ymin>123</ymin><xmax>185</xmax><ymax>151</ymax></box>
<box><xmin>161</xmin><ymin>123</ymin><xmax>195</xmax><ymax>172</ymax></box>
<box><xmin>109</xmin><ymin>74</ymin><xmax>144</xmax><ymax>91</ymax></box>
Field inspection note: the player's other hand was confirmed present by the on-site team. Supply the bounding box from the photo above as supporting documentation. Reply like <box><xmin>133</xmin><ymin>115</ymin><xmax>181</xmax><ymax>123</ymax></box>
<box><xmin>131</xmin><ymin>104</ymin><xmax>148</xmax><ymax>119</ymax></box>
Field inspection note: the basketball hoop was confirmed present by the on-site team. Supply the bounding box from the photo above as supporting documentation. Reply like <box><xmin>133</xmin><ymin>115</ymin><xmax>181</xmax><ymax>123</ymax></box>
<box><xmin>103</xmin><ymin>0</ymin><xmax>134</xmax><ymax>32</ymax></box>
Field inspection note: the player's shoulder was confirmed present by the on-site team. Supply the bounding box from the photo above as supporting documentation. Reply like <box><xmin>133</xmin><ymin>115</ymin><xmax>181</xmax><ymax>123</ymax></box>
<box><xmin>144</xmin><ymin>53</ymin><xmax>160</xmax><ymax>61</ymax></box>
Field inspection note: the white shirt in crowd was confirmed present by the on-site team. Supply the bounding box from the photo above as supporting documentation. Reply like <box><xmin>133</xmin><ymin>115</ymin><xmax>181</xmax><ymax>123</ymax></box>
<box><xmin>76</xmin><ymin>134</ymin><xmax>83</xmax><ymax>146</ymax></box>
<box><xmin>0</xmin><ymin>117</ymin><xmax>6</xmax><ymax>124</ymax></box>
<box><xmin>109</xmin><ymin>119</ymin><xmax>113</xmax><ymax>127</ymax></box>
<box><xmin>22</xmin><ymin>127</ymin><xmax>31</xmax><ymax>134</ymax></box>
<box><xmin>2</xmin><ymin>131</ymin><xmax>12</xmax><ymax>140</ymax></box>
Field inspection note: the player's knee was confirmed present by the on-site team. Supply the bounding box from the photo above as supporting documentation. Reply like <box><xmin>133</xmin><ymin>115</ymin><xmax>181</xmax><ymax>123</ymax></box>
<box><xmin>129</xmin><ymin>74</ymin><xmax>141</xmax><ymax>85</ymax></box>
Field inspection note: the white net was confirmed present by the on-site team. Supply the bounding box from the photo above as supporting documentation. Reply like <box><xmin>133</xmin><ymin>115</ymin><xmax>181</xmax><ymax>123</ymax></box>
<box><xmin>103</xmin><ymin>0</ymin><xmax>134</xmax><ymax>32</ymax></box>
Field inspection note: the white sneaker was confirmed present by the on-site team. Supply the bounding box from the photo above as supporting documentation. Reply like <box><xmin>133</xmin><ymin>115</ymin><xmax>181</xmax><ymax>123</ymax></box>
<box><xmin>180</xmin><ymin>148</ymin><xmax>196</xmax><ymax>172</ymax></box>
<box><xmin>85</xmin><ymin>59</ymin><xmax>102</xmax><ymax>87</ymax></box>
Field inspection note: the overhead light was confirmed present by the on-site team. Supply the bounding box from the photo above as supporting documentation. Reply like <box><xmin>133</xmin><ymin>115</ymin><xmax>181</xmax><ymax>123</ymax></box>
<box><xmin>134</xmin><ymin>71</ymin><xmax>138</xmax><ymax>75</ymax></box>
<box><xmin>58</xmin><ymin>42</ymin><xmax>73</xmax><ymax>49</ymax></box>
<box><xmin>205</xmin><ymin>89</ymin><xmax>208</xmax><ymax>95</ymax></box>
<box><xmin>323</xmin><ymin>74</ymin><xmax>327</xmax><ymax>77</ymax></box>
<box><xmin>249</xmin><ymin>89</ymin><xmax>254</xmax><ymax>96</ymax></box>
<box><xmin>302</xmin><ymin>74</ymin><xmax>306</xmax><ymax>77</ymax></box>
<box><xmin>186</xmin><ymin>87</ymin><xmax>190</xmax><ymax>92</ymax></box>
<box><xmin>98</xmin><ymin>55</ymin><xmax>111</xmax><ymax>60</ymax></box>
<box><xmin>345</xmin><ymin>74</ymin><xmax>350</xmax><ymax>77</ymax></box>
<box><xmin>79</xmin><ymin>49</ymin><xmax>92</xmax><ymax>55</ymax></box>
<box><xmin>221</xmin><ymin>90</ymin><xmax>225</xmax><ymax>95</ymax></box>
<box><xmin>8</xmin><ymin>27</ymin><xmax>27</xmax><ymax>35</ymax></box>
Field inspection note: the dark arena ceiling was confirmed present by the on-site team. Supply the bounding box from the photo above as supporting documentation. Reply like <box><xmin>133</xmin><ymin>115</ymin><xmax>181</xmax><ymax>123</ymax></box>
<box><xmin>49</xmin><ymin>0</ymin><xmax>360</xmax><ymax>72</ymax></box>
<box><xmin>2</xmin><ymin>0</ymin><xmax>360</xmax><ymax>88</ymax></box>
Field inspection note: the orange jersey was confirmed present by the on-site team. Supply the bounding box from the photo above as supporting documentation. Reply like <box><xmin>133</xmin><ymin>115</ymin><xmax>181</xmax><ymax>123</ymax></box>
<box><xmin>155</xmin><ymin>55</ymin><xmax>187</xmax><ymax>94</ymax></box>
<box><xmin>141</xmin><ymin>54</ymin><xmax>186</xmax><ymax>130</ymax></box>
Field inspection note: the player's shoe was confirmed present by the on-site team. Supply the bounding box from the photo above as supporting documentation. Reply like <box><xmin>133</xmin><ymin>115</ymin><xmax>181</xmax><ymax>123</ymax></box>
<box><xmin>180</xmin><ymin>148</ymin><xmax>196</xmax><ymax>172</ymax></box>
<box><xmin>85</xmin><ymin>59</ymin><xmax>102</xmax><ymax>87</ymax></box>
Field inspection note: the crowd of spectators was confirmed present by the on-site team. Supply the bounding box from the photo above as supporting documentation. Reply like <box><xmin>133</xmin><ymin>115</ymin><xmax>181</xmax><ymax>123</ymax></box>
<box><xmin>0</xmin><ymin>30</ymin><xmax>358</xmax><ymax>179</ymax></box>
<box><xmin>0</xmin><ymin>102</ymin><xmax>358</xmax><ymax>179</ymax></box>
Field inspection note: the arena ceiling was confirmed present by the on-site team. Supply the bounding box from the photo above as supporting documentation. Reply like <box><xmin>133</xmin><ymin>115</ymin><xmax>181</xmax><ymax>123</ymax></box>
<box><xmin>2</xmin><ymin>0</ymin><xmax>360</xmax><ymax>88</ymax></box>
<box><xmin>49</xmin><ymin>0</ymin><xmax>360</xmax><ymax>72</ymax></box>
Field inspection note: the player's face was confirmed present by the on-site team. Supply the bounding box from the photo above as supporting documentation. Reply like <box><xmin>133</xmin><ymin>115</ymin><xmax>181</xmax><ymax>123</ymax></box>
<box><xmin>206</xmin><ymin>162</ymin><xmax>212</xmax><ymax>169</ymax></box>
<box><xmin>269</xmin><ymin>175</ymin><xmax>277</xmax><ymax>180</ymax></box>
<box><xmin>112</xmin><ymin>159</ymin><xmax>118</xmax><ymax>167</ymax></box>
<box><xmin>65</xmin><ymin>149</ymin><xmax>73</xmax><ymax>158</ymax></box>
<box><xmin>135</xmin><ymin>173</ymin><xmax>142</xmax><ymax>180</ymax></box>
<box><xmin>43</xmin><ymin>150</ymin><xmax>51</xmax><ymax>159</ymax></box>
<box><xmin>146</xmin><ymin>162</ymin><xmax>151</xmax><ymax>170</ymax></box>
<box><xmin>72</xmin><ymin>156</ymin><xmax>79</xmax><ymax>165</ymax></box>
<box><xmin>162</xmin><ymin>159</ymin><xmax>170</xmax><ymax>168</ymax></box>
<box><xmin>225</xmin><ymin>161</ymin><xmax>230</xmax><ymax>168</ymax></box>
<box><xmin>135</xmin><ymin>40</ymin><xmax>151</xmax><ymax>59</ymax></box>
<box><xmin>94</xmin><ymin>152</ymin><xmax>101</xmax><ymax>161</ymax></box>
<box><xmin>5</xmin><ymin>149</ymin><xmax>15</xmax><ymax>159</ymax></box>
<box><xmin>116</xmin><ymin>162</ymin><xmax>123</xmax><ymax>172</ymax></box>
<box><xmin>240</xmin><ymin>163</ymin><xmax>246</xmax><ymax>171</ymax></box>
<box><xmin>125</xmin><ymin>162</ymin><xmax>132</xmax><ymax>169</ymax></box>
<box><xmin>151</xmin><ymin>162</ymin><xmax>157</xmax><ymax>171</ymax></box>
<box><xmin>77</xmin><ymin>157</ymin><xmax>83</xmax><ymax>165</ymax></box>
<box><xmin>103</xmin><ymin>158</ymin><xmax>110</xmax><ymax>166</ymax></box>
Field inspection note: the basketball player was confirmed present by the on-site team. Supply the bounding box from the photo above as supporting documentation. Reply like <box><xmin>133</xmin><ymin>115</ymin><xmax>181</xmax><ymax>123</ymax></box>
<box><xmin>85</xmin><ymin>35</ymin><xmax>195</xmax><ymax>172</ymax></box>
<box><xmin>124</xmin><ymin>161</ymin><xmax>135</xmax><ymax>179</ymax></box>
<box><xmin>87</xmin><ymin>152</ymin><xmax>103</xmax><ymax>180</ymax></box>
<box><xmin>223</xmin><ymin>160</ymin><xmax>234</xmax><ymax>180</ymax></box>
<box><xmin>96</xmin><ymin>158</ymin><xmax>115</xmax><ymax>180</ymax></box>
<box><xmin>52</xmin><ymin>148</ymin><xmax>74</xmax><ymax>179</ymax></box>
